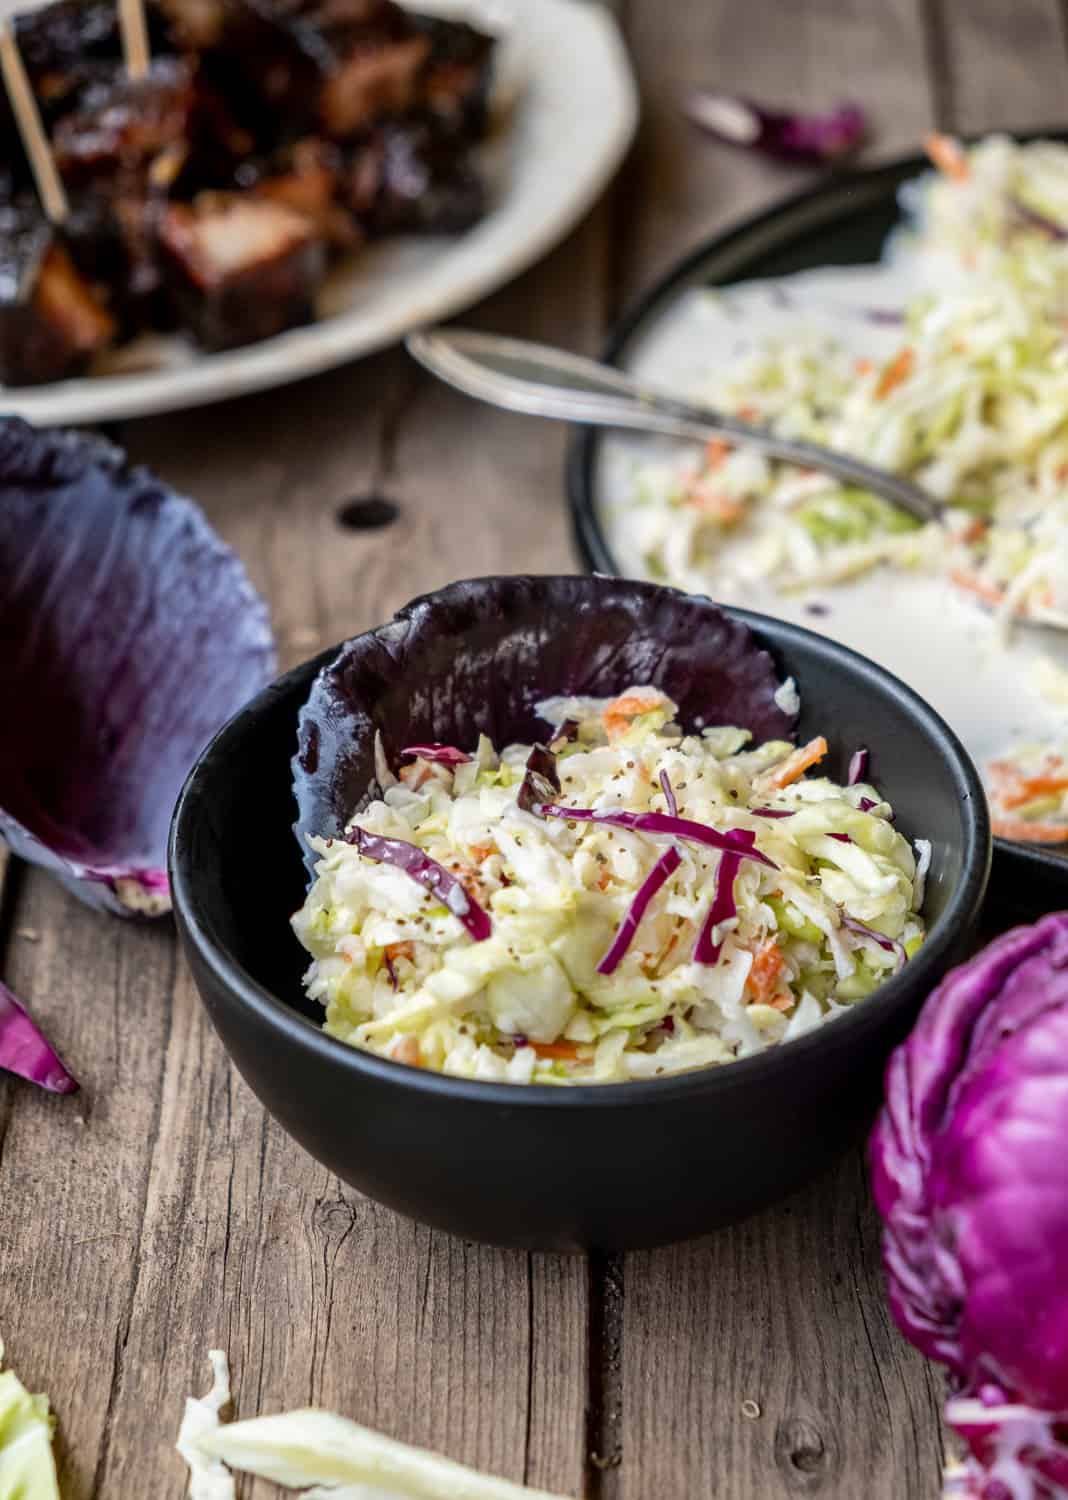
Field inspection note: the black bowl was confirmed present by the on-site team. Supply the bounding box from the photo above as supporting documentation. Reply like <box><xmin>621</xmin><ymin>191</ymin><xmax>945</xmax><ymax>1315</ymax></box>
<box><xmin>169</xmin><ymin>577</ymin><xmax>990</xmax><ymax>1251</ymax></box>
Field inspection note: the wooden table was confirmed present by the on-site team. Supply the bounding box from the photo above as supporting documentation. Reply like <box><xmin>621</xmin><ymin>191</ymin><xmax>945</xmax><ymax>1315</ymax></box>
<box><xmin>1</xmin><ymin>3</ymin><xmax>1063</xmax><ymax>1496</ymax></box>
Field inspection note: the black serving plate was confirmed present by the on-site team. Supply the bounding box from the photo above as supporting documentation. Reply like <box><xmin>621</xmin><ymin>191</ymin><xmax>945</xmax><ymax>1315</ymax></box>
<box><xmin>170</xmin><ymin>576</ymin><xmax>989</xmax><ymax>1251</ymax></box>
<box><xmin>567</xmin><ymin>141</ymin><xmax>1068</xmax><ymax>919</ymax></box>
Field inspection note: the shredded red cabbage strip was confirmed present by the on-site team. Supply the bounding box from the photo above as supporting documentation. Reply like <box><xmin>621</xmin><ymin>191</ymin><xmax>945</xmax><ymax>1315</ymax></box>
<box><xmin>402</xmin><ymin>744</ymin><xmax>471</xmax><ymax>765</ymax></box>
<box><xmin>841</xmin><ymin>911</ymin><xmax>906</xmax><ymax>970</ymax></box>
<box><xmin>597</xmin><ymin>847</ymin><xmax>682</xmax><ymax>975</ymax></box>
<box><xmin>535</xmin><ymin>805</ymin><xmax>778</xmax><ymax>869</ymax></box>
<box><xmin>693</xmin><ymin>838</ymin><xmax>752</xmax><ymax>964</ymax></box>
<box><xmin>346</xmin><ymin>827</ymin><xmax>491</xmax><ymax>942</ymax></box>
<box><xmin>751</xmin><ymin>807</ymin><xmax>795</xmax><ymax>819</ymax></box>
<box><xmin>0</xmin><ymin>980</ymin><xmax>78</xmax><ymax>1094</ymax></box>
<box><xmin>659</xmin><ymin>769</ymin><xmax>678</xmax><ymax>817</ymax></box>
<box><xmin>848</xmin><ymin>747</ymin><xmax>870</xmax><ymax>785</ymax></box>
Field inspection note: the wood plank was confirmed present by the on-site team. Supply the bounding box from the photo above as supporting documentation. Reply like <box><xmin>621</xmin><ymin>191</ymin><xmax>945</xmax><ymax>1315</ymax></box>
<box><xmin>0</xmin><ymin>204</ymin><xmax>611</xmax><ymax>1493</ymax></box>
<box><xmin>929</xmin><ymin>0</ymin><xmax>1068</xmax><ymax>134</ymax></box>
<box><xmin>617</xmin><ymin>1158</ymin><xmax>946</xmax><ymax>1500</ymax></box>
<box><xmin>613</xmin><ymin>0</ymin><xmax>935</xmax><ymax>310</ymax></box>
<box><xmin>607</xmin><ymin>2</ymin><xmax>946</xmax><ymax>1497</ymax></box>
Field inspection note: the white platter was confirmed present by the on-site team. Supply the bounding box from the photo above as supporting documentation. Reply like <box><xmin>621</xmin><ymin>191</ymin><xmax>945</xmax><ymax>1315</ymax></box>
<box><xmin>2</xmin><ymin>0</ymin><xmax>637</xmax><ymax>424</ymax></box>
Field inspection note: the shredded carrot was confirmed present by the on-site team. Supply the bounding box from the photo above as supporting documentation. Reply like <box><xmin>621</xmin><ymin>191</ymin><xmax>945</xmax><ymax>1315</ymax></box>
<box><xmin>705</xmin><ymin>437</ymin><xmax>731</xmax><ymax>468</ymax></box>
<box><xmin>685</xmin><ymin>486</ymin><xmax>743</xmax><ymax>523</ymax></box>
<box><xmin>469</xmin><ymin>843</ymin><xmax>495</xmax><ymax>865</ymax></box>
<box><xmin>854</xmin><ymin>357</ymin><xmax>873</xmax><ymax>376</ymax></box>
<box><xmin>530</xmin><ymin>1040</ymin><xmax>586</xmax><ymax>1061</ymax></box>
<box><xmin>746</xmin><ymin>938</ymin><xmax>789</xmax><ymax>1007</ymax></box>
<box><xmin>999</xmin><ymin>775</ymin><xmax>1068</xmax><ymax>810</ymax></box>
<box><xmin>924</xmin><ymin>131</ymin><xmax>969</xmax><ymax>183</ymax></box>
<box><xmin>764</xmin><ymin>736</ymin><xmax>828</xmax><ymax>790</ymax></box>
<box><xmin>398</xmin><ymin>762</ymin><xmax>436</xmax><ymax>789</ymax></box>
<box><xmin>448</xmin><ymin>859</ymin><xmax>487</xmax><ymax>904</ymax></box>
<box><xmin>385</xmin><ymin>940</ymin><xmax>415</xmax><ymax>962</ymax></box>
<box><xmin>950</xmin><ymin>568</ymin><xmax>1006</xmax><ymax>608</ymax></box>
<box><xmin>390</xmin><ymin>1035</ymin><xmax>422</xmax><ymax>1067</ymax></box>
<box><xmin>737</xmin><ymin>403</ymin><xmax>760</xmax><ymax>423</ymax></box>
<box><xmin>602</xmin><ymin>689</ymin><xmax>667</xmax><ymax>741</ymax></box>
<box><xmin>875</xmin><ymin>347</ymin><xmax>915</xmax><ymax>400</ymax></box>
<box><xmin>1056</xmin><ymin>462</ymin><xmax>1068</xmax><ymax>483</ymax></box>
<box><xmin>992</xmin><ymin>816</ymin><xmax>1068</xmax><ymax>844</ymax></box>
<box><xmin>960</xmin><ymin>518</ymin><xmax>989</xmax><ymax>544</ymax></box>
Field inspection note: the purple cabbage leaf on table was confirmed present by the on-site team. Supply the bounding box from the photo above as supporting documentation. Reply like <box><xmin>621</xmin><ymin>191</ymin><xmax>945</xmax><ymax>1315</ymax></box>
<box><xmin>870</xmin><ymin>913</ymin><xmax>1068</xmax><ymax>1500</ymax></box>
<box><xmin>292</xmin><ymin>575</ymin><xmax>798</xmax><ymax>878</ymax></box>
<box><xmin>683</xmin><ymin>92</ymin><xmax>867</xmax><ymax>164</ymax></box>
<box><xmin>0</xmin><ymin>418</ymin><xmax>275</xmax><ymax>918</ymax></box>
<box><xmin>0</xmin><ymin>418</ymin><xmax>275</xmax><ymax>1091</ymax></box>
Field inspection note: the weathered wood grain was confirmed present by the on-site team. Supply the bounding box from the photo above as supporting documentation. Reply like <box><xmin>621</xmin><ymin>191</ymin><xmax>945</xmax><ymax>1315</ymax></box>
<box><xmin>613</xmin><ymin>0</ymin><xmax>935</xmax><ymax>310</ymax></box>
<box><xmin>928</xmin><ymin>0</ymin><xmax>1068</xmax><ymax>134</ymax></box>
<box><xmin>615</xmin><ymin>1159</ymin><xmax>947</xmax><ymax>1500</ymax></box>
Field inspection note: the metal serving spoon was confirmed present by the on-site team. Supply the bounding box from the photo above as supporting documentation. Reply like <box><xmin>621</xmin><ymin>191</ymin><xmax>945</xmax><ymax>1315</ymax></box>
<box><xmin>406</xmin><ymin>327</ymin><xmax>943</xmax><ymax>525</ymax></box>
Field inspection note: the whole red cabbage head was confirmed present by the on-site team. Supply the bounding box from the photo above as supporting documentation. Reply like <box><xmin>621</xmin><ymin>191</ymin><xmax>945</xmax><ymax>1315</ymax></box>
<box><xmin>870</xmin><ymin>914</ymin><xmax>1068</xmax><ymax>1498</ymax></box>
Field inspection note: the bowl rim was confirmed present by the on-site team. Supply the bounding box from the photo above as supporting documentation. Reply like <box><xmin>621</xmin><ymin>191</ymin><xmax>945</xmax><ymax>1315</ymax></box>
<box><xmin>169</xmin><ymin>580</ymin><xmax>991</xmax><ymax>1110</ymax></box>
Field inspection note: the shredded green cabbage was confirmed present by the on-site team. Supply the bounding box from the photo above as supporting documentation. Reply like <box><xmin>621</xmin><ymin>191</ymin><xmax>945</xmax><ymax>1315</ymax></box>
<box><xmin>293</xmin><ymin>689</ymin><xmax>926</xmax><ymax>1083</ymax></box>
<box><xmin>625</xmin><ymin>134</ymin><xmax>1068</xmax><ymax>631</ymax></box>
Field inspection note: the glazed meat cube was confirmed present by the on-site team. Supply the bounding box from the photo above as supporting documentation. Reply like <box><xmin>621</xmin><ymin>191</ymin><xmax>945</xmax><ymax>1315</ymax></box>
<box><xmin>318</xmin><ymin>28</ymin><xmax>429</xmax><ymax>139</ymax></box>
<box><xmin>0</xmin><ymin>202</ymin><xmax>115</xmax><ymax>386</ymax></box>
<box><xmin>159</xmin><ymin>192</ymin><xmax>327</xmax><ymax>349</ymax></box>
<box><xmin>65</xmin><ymin>188</ymin><xmax>171</xmax><ymax>334</ymax></box>
<box><xmin>347</xmin><ymin>116</ymin><xmax>485</xmax><ymax>235</ymax></box>
<box><xmin>52</xmin><ymin>58</ymin><xmax>195</xmax><ymax>184</ymax></box>
<box><xmin>409</xmin><ymin>14</ymin><xmax>495</xmax><ymax>139</ymax></box>
<box><xmin>211</xmin><ymin>0</ymin><xmax>430</xmax><ymax>144</ymax></box>
<box><xmin>245</xmin><ymin>139</ymin><xmax>358</xmax><ymax>247</ymax></box>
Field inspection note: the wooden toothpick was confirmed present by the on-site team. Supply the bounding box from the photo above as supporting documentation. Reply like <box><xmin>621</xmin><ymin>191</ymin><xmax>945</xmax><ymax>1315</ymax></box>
<box><xmin>0</xmin><ymin>17</ymin><xmax>67</xmax><ymax>223</ymax></box>
<box><xmin>118</xmin><ymin>0</ymin><xmax>151</xmax><ymax>79</ymax></box>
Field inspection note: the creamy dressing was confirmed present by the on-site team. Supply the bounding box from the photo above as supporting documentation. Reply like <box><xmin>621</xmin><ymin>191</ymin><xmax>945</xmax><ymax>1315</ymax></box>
<box><xmin>598</xmin><ymin>262</ymin><xmax>1068</xmax><ymax>773</ymax></box>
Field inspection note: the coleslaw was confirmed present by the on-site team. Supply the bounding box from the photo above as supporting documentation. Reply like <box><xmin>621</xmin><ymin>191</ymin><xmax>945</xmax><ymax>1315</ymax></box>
<box><xmin>988</xmin><ymin>743</ymin><xmax>1068</xmax><ymax>844</ymax></box>
<box><xmin>626</xmin><ymin>134</ymin><xmax>1068</xmax><ymax>629</ymax></box>
<box><xmin>293</xmin><ymin>688</ymin><xmax>927</xmax><ymax>1084</ymax></box>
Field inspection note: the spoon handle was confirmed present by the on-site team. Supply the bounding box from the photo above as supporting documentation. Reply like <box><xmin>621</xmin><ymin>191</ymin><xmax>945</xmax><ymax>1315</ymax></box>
<box><xmin>407</xmin><ymin>328</ymin><xmax>942</xmax><ymax>526</ymax></box>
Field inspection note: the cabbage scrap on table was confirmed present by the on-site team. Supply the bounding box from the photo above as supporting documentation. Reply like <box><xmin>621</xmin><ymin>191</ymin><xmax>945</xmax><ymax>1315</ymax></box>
<box><xmin>293</xmin><ymin>685</ymin><xmax>926</xmax><ymax>1083</ymax></box>
<box><xmin>180</xmin><ymin>1348</ymin><xmax>580</xmax><ymax>1499</ymax></box>
<box><xmin>0</xmin><ymin>1336</ymin><xmax>61</xmax><ymax>1500</ymax></box>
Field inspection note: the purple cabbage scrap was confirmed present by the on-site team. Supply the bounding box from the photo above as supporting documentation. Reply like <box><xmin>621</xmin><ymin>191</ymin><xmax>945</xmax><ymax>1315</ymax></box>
<box><xmin>0</xmin><ymin>419</ymin><xmax>275</xmax><ymax>918</ymax></box>
<box><xmin>683</xmin><ymin>91</ymin><xmax>867</xmax><ymax>164</ymax></box>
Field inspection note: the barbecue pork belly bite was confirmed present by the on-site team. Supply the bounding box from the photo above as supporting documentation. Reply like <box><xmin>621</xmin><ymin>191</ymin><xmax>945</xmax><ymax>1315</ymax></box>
<box><xmin>0</xmin><ymin>0</ymin><xmax>497</xmax><ymax>379</ymax></box>
<box><xmin>159</xmin><ymin>190</ymin><xmax>327</xmax><ymax>349</ymax></box>
<box><xmin>0</xmin><ymin>195</ymin><xmax>115</xmax><ymax>385</ymax></box>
